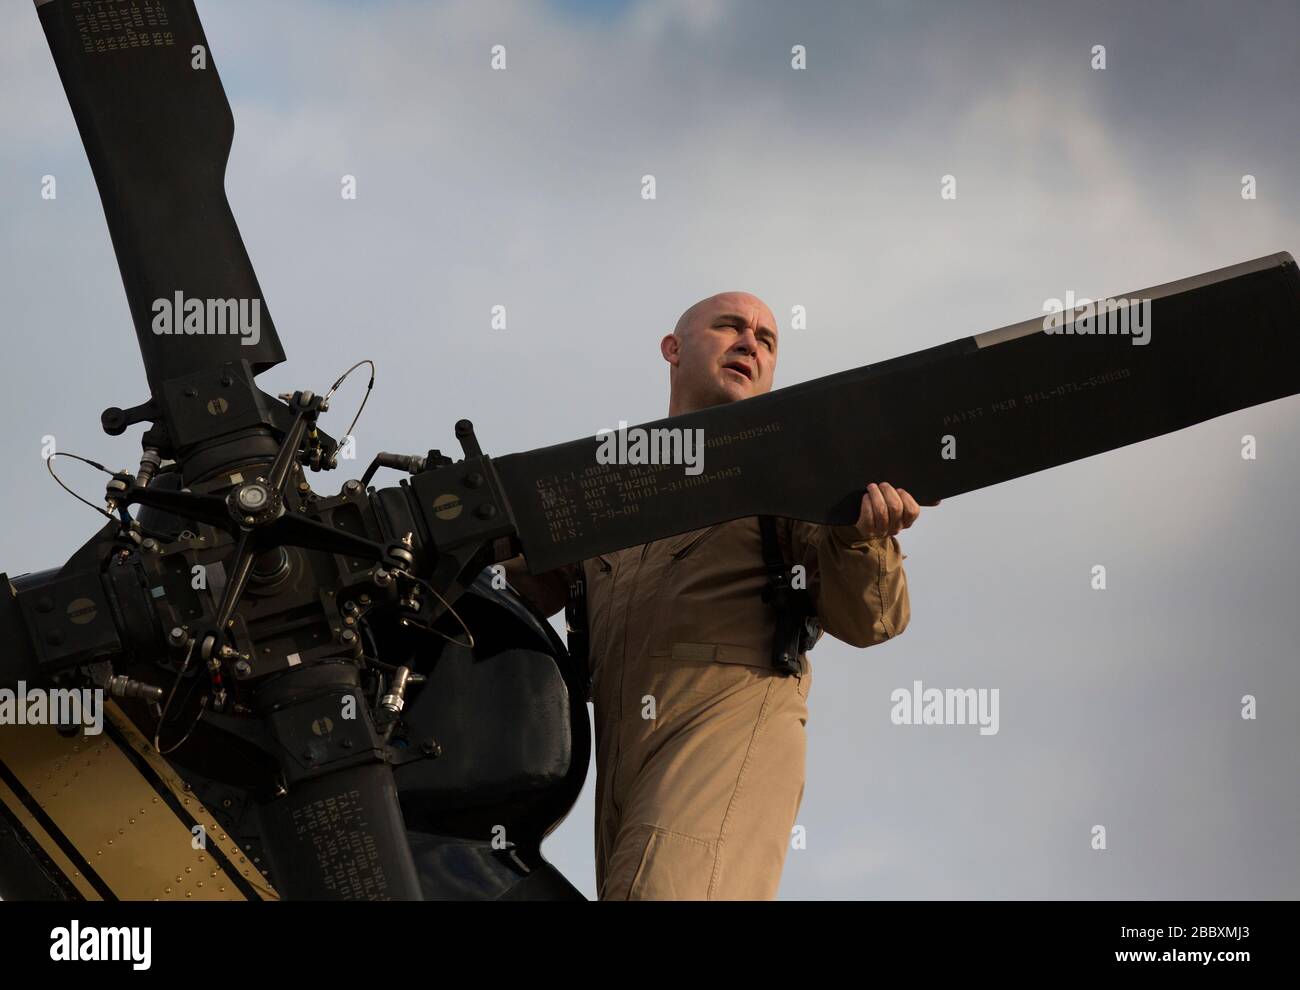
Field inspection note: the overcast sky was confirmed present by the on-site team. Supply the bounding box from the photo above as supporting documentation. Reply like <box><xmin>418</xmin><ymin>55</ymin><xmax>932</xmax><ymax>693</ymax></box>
<box><xmin>2</xmin><ymin>0</ymin><xmax>1298</xmax><ymax>899</ymax></box>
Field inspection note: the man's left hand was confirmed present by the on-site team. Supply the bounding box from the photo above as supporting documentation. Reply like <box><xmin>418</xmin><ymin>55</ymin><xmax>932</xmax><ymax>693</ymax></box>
<box><xmin>852</xmin><ymin>482</ymin><xmax>939</xmax><ymax>539</ymax></box>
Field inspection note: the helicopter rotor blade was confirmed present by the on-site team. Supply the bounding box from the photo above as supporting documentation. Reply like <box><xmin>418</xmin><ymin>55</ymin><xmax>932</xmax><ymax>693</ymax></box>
<box><xmin>496</xmin><ymin>252</ymin><xmax>1300</xmax><ymax>573</ymax></box>
<box><xmin>36</xmin><ymin>0</ymin><xmax>286</xmax><ymax>406</ymax></box>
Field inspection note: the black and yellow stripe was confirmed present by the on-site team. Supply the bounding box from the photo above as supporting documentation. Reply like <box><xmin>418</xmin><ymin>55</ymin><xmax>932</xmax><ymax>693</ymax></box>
<box><xmin>0</xmin><ymin>701</ymin><xmax>278</xmax><ymax>901</ymax></box>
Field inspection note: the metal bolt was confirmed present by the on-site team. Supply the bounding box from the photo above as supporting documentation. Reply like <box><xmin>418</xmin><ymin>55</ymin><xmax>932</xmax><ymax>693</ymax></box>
<box><xmin>237</xmin><ymin>485</ymin><xmax>268</xmax><ymax>511</ymax></box>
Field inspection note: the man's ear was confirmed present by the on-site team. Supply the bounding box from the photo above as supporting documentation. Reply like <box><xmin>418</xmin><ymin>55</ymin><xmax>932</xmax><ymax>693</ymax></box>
<box><xmin>660</xmin><ymin>332</ymin><xmax>680</xmax><ymax>367</ymax></box>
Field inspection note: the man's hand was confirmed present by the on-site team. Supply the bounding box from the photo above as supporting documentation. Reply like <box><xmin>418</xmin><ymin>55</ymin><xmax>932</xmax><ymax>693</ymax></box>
<box><xmin>852</xmin><ymin>482</ymin><xmax>939</xmax><ymax>539</ymax></box>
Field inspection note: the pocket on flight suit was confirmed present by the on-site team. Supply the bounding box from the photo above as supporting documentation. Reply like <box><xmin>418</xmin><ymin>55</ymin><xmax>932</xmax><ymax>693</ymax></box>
<box><xmin>605</xmin><ymin>822</ymin><xmax>718</xmax><ymax>900</ymax></box>
<box><xmin>795</xmin><ymin>654</ymin><xmax>812</xmax><ymax>703</ymax></box>
<box><xmin>648</xmin><ymin>520</ymin><xmax>773</xmax><ymax>668</ymax></box>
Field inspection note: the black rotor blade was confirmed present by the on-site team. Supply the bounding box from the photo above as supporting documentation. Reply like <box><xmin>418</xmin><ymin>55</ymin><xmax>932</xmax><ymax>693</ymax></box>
<box><xmin>36</xmin><ymin>0</ymin><xmax>285</xmax><ymax>401</ymax></box>
<box><xmin>496</xmin><ymin>252</ymin><xmax>1300</xmax><ymax>573</ymax></box>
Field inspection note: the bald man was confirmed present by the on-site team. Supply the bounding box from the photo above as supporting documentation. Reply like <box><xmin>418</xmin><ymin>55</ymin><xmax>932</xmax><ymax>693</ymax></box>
<box><xmin>506</xmin><ymin>292</ymin><xmax>930</xmax><ymax>899</ymax></box>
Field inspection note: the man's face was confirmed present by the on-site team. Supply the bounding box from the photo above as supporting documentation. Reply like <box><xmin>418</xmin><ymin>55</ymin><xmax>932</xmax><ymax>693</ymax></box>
<box><xmin>662</xmin><ymin>292</ymin><xmax>778</xmax><ymax>414</ymax></box>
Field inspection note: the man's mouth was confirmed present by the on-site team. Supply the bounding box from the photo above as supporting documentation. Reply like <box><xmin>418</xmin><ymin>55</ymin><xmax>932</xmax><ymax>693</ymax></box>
<box><xmin>722</xmin><ymin>361</ymin><xmax>753</xmax><ymax>382</ymax></box>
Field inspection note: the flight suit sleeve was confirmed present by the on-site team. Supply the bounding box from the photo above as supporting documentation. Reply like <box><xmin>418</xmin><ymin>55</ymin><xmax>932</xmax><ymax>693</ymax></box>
<box><xmin>787</xmin><ymin>520</ymin><xmax>910</xmax><ymax>649</ymax></box>
<box><xmin>501</xmin><ymin>554</ymin><xmax>578</xmax><ymax>619</ymax></box>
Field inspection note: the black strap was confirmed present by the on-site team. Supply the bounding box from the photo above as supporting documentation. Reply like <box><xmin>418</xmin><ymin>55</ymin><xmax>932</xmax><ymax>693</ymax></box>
<box><xmin>758</xmin><ymin>515</ymin><xmax>785</xmax><ymax>570</ymax></box>
<box><xmin>758</xmin><ymin>516</ymin><xmax>820</xmax><ymax>675</ymax></box>
<box><xmin>564</xmin><ymin>569</ymin><xmax>591</xmax><ymax>702</ymax></box>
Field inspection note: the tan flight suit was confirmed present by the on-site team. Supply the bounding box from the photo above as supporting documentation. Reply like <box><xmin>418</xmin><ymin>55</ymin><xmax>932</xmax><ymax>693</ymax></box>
<box><xmin>507</xmin><ymin>516</ymin><xmax>909</xmax><ymax>899</ymax></box>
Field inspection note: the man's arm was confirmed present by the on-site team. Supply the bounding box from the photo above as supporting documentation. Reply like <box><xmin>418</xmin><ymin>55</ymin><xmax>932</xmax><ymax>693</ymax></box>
<box><xmin>501</xmin><ymin>554</ymin><xmax>576</xmax><ymax>619</ymax></box>
<box><xmin>787</xmin><ymin>521</ymin><xmax>910</xmax><ymax>648</ymax></box>
<box><xmin>785</xmin><ymin>481</ymin><xmax>930</xmax><ymax>648</ymax></box>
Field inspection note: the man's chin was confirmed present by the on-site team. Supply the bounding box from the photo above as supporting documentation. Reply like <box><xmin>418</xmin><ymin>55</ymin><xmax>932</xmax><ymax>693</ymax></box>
<box><xmin>715</xmin><ymin>378</ymin><xmax>754</xmax><ymax>403</ymax></box>
<box><xmin>677</xmin><ymin>383</ymin><xmax>752</xmax><ymax>415</ymax></box>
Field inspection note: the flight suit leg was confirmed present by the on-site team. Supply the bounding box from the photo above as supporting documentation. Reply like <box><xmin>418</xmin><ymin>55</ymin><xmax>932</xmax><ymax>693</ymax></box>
<box><xmin>598</xmin><ymin>657</ymin><xmax>811</xmax><ymax>900</ymax></box>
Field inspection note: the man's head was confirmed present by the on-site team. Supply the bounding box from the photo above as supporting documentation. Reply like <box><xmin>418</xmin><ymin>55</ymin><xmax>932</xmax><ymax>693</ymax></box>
<box><xmin>662</xmin><ymin>291</ymin><xmax>778</xmax><ymax>416</ymax></box>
